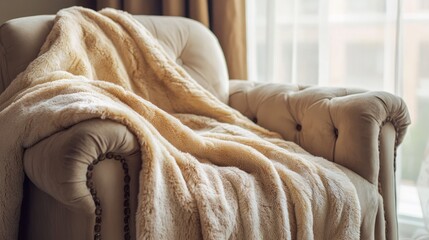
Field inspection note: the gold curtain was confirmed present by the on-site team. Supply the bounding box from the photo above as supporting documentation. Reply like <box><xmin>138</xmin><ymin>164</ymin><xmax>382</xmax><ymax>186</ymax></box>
<box><xmin>82</xmin><ymin>0</ymin><xmax>247</xmax><ymax>79</ymax></box>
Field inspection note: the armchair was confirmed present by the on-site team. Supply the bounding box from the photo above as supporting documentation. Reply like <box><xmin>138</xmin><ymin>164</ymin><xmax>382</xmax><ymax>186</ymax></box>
<box><xmin>0</xmin><ymin>13</ymin><xmax>410</xmax><ymax>240</ymax></box>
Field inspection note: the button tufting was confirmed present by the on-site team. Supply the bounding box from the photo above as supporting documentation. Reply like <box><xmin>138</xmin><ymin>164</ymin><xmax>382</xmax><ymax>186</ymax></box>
<box><xmin>334</xmin><ymin>128</ymin><xmax>339</xmax><ymax>137</ymax></box>
<box><xmin>296</xmin><ymin>124</ymin><xmax>302</xmax><ymax>131</ymax></box>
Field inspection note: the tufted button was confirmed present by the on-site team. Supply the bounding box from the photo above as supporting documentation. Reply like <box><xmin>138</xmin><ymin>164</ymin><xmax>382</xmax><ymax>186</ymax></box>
<box><xmin>334</xmin><ymin>128</ymin><xmax>339</xmax><ymax>137</ymax></box>
<box><xmin>296</xmin><ymin>124</ymin><xmax>302</xmax><ymax>131</ymax></box>
<box><xmin>176</xmin><ymin>58</ymin><xmax>183</xmax><ymax>66</ymax></box>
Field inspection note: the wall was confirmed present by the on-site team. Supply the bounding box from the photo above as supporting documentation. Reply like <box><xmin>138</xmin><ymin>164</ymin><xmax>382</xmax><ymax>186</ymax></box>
<box><xmin>0</xmin><ymin>0</ymin><xmax>91</xmax><ymax>24</ymax></box>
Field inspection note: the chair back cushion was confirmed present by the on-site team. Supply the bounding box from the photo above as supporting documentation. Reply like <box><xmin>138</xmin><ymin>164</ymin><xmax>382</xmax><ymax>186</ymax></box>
<box><xmin>0</xmin><ymin>14</ymin><xmax>229</xmax><ymax>103</ymax></box>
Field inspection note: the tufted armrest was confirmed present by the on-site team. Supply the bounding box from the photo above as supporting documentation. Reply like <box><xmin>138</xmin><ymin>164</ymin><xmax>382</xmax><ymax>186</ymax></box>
<box><xmin>228</xmin><ymin>80</ymin><xmax>411</xmax><ymax>185</ymax></box>
<box><xmin>228</xmin><ymin>80</ymin><xmax>411</xmax><ymax>239</ymax></box>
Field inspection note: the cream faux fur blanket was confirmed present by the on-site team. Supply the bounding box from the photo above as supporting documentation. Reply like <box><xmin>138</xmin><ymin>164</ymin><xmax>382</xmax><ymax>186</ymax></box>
<box><xmin>0</xmin><ymin>7</ymin><xmax>360</xmax><ymax>239</ymax></box>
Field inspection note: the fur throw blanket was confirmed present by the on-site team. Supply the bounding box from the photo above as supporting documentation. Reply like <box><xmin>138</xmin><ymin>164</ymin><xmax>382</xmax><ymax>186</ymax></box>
<box><xmin>0</xmin><ymin>7</ymin><xmax>360</xmax><ymax>239</ymax></box>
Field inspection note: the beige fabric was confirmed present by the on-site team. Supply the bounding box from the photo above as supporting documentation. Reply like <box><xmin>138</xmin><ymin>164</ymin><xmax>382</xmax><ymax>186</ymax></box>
<box><xmin>22</xmin><ymin>119</ymin><xmax>142</xmax><ymax>240</ymax></box>
<box><xmin>21</xmin><ymin>119</ymin><xmax>379</xmax><ymax>240</ymax></box>
<box><xmin>0</xmin><ymin>7</ymin><xmax>360</xmax><ymax>239</ymax></box>
<box><xmin>93</xmin><ymin>0</ymin><xmax>248</xmax><ymax>79</ymax></box>
<box><xmin>379</xmin><ymin>123</ymin><xmax>399</xmax><ymax>240</ymax></box>
<box><xmin>23</xmin><ymin>120</ymin><xmax>140</xmax><ymax>214</ymax></box>
<box><xmin>228</xmin><ymin>80</ymin><xmax>411</xmax><ymax>240</ymax></box>
<box><xmin>0</xmin><ymin>15</ymin><xmax>229</xmax><ymax>103</ymax></box>
<box><xmin>20</xmin><ymin>84</ymin><xmax>404</xmax><ymax>240</ymax></box>
<box><xmin>0</xmin><ymin>15</ymin><xmax>54</xmax><ymax>93</ymax></box>
<box><xmin>228</xmin><ymin>80</ymin><xmax>410</xmax><ymax>184</ymax></box>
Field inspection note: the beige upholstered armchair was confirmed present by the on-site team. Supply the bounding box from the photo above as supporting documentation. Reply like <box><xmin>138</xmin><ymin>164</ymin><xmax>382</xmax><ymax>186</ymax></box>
<box><xmin>0</xmin><ymin>14</ymin><xmax>410</xmax><ymax>240</ymax></box>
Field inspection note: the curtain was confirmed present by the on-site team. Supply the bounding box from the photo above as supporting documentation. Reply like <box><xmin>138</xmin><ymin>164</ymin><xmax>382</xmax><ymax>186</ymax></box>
<box><xmin>81</xmin><ymin>0</ymin><xmax>247</xmax><ymax>79</ymax></box>
<box><xmin>247</xmin><ymin>0</ymin><xmax>429</xmax><ymax>238</ymax></box>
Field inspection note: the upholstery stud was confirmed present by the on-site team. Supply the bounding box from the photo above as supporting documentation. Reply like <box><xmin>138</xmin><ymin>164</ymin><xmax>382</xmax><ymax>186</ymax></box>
<box><xmin>95</xmin><ymin>207</ymin><xmax>102</xmax><ymax>215</ymax></box>
<box><xmin>94</xmin><ymin>233</ymin><xmax>101</xmax><ymax>240</ymax></box>
<box><xmin>124</xmin><ymin>175</ymin><xmax>131</xmax><ymax>183</ymax></box>
<box><xmin>106</xmin><ymin>152</ymin><xmax>114</xmax><ymax>159</ymax></box>
<box><xmin>90</xmin><ymin>188</ymin><xmax>97</xmax><ymax>196</ymax></box>
<box><xmin>124</xmin><ymin>207</ymin><xmax>131</xmax><ymax>215</ymax></box>
<box><xmin>86</xmin><ymin>181</ymin><xmax>94</xmax><ymax>188</ymax></box>
<box><xmin>94</xmin><ymin>197</ymin><xmax>100</xmax><ymax>206</ymax></box>
<box><xmin>98</xmin><ymin>154</ymin><xmax>106</xmax><ymax>161</ymax></box>
<box><xmin>125</xmin><ymin>232</ymin><xmax>131</xmax><ymax>240</ymax></box>
<box><xmin>94</xmin><ymin>224</ymin><xmax>101</xmax><ymax>232</ymax></box>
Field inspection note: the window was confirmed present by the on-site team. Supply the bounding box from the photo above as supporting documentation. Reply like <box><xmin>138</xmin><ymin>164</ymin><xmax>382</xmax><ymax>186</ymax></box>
<box><xmin>347</xmin><ymin>0</ymin><xmax>385</xmax><ymax>13</ymax></box>
<box><xmin>247</xmin><ymin>0</ymin><xmax>429</xmax><ymax>238</ymax></box>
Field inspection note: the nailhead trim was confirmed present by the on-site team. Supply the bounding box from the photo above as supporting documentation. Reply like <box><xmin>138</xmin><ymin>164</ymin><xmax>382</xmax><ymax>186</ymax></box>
<box><xmin>86</xmin><ymin>152</ymin><xmax>131</xmax><ymax>240</ymax></box>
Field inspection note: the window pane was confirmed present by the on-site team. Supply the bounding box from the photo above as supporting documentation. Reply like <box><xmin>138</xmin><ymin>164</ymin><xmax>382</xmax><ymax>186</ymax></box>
<box><xmin>346</xmin><ymin>42</ymin><xmax>384</xmax><ymax>89</ymax></box>
<box><xmin>347</xmin><ymin>0</ymin><xmax>385</xmax><ymax>13</ymax></box>
<box><xmin>330</xmin><ymin>0</ymin><xmax>386</xmax><ymax>16</ymax></box>
<box><xmin>279</xmin><ymin>41</ymin><xmax>292</xmax><ymax>83</ymax></box>
<box><xmin>297</xmin><ymin>42</ymin><xmax>319</xmax><ymax>85</ymax></box>
<box><xmin>300</xmin><ymin>0</ymin><xmax>319</xmax><ymax>15</ymax></box>
<box><xmin>403</xmin><ymin>0</ymin><xmax>429</xmax><ymax>13</ymax></box>
<box><xmin>329</xmin><ymin>25</ymin><xmax>386</xmax><ymax>90</ymax></box>
<box><xmin>419</xmin><ymin>43</ymin><xmax>429</xmax><ymax>80</ymax></box>
<box><xmin>399</xmin><ymin>2</ymin><xmax>429</xmax><ymax>235</ymax></box>
<box><xmin>275</xmin><ymin>0</ymin><xmax>293</xmax><ymax>21</ymax></box>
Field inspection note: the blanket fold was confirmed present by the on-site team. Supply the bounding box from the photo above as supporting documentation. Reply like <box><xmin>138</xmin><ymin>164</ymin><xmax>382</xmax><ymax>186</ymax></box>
<box><xmin>0</xmin><ymin>7</ymin><xmax>360</xmax><ymax>239</ymax></box>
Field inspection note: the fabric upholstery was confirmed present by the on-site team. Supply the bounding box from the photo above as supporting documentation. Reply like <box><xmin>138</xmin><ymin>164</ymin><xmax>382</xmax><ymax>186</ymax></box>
<box><xmin>0</xmin><ymin>9</ymin><xmax>411</xmax><ymax>240</ymax></box>
<box><xmin>228</xmin><ymin>80</ymin><xmax>411</xmax><ymax>240</ymax></box>
<box><xmin>2</xmin><ymin>7</ymin><xmax>363</xmax><ymax>239</ymax></box>
<box><xmin>89</xmin><ymin>0</ymin><xmax>248</xmax><ymax>79</ymax></box>
<box><xmin>0</xmin><ymin>15</ymin><xmax>54</xmax><ymax>92</ymax></box>
<box><xmin>21</xmin><ymin>118</ymin><xmax>381</xmax><ymax>240</ymax></box>
<box><xmin>22</xmin><ymin>119</ymin><xmax>141</xmax><ymax>240</ymax></box>
<box><xmin>23</xmin><ymin>119</ymin><xmax>140</xmax><ymax>214</ymax></box>
<box><xmin>0</xmin><ymin>14</ymin><xmax>229</xmax><ymax>103</ymax></box>
<box><xmin>228</xmin><ymin>80</ymin><xmax>410</xmax><ymax>184</ymax></box>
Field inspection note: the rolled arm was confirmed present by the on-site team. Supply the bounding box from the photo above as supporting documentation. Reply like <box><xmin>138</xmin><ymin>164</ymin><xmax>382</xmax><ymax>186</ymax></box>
<box><xmin>229</xmin><ymin>80</ymin><xmax>411</xmax><ymax>240</ymax></box>
<box><xmin>24</xmin><ymin>119</ymin><xmax>141</xmax><ymax>239</ymax></box>
<box><xmin>228</xmin><ymin>80</ymin><xmax>410</xmax><ymax>185</ymax></box>
<box><xmin>24</xmin><ymin>119</ymin><xmax>139</xmax><ymax>214</ymax></box>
